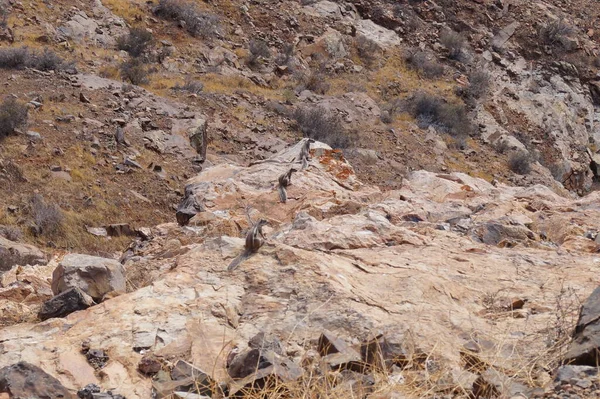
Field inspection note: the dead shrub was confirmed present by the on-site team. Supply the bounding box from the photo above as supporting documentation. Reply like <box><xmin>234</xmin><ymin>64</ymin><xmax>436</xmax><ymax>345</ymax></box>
<box><xmin>120</xmin><ymin>58</ymin><xmax>149</xmax><ymax>85</ymax></box>
<box><xmin>408</xmin><ymin>92</ymin><xmax>472</xmax><ymax>138</ymax></box>
<box><xmin>440</xmin><ymin>30</ymin><xmax>466</xmax><ymax>61</ymax></box>
<box><xmin>293</xmin><ymin>106</ymin><xmax>353</xmax><ymax>148</ymax></box>
<box><xmin>0</xmin><ymin>47</ymin><xmax>66</xmax><ymax>71</ymax></box>
<box><xmin>405</xmin><ymin>50</ymin><xmax>444</xmax><ymax>78</ymax></box>
<box><xmin>0</xmin><ymin>97</ymin><xmax>28</xmax><ymax>138</ymax></box>
<box><xmin>116</xmin><ymin>27</ymin><xmax>154</xmax><ymax>58</ymax></box>
<box><xmin>0</xmin><ymin>225</ymin><xmax>22</xmax><ymax>241</ymax></box>
<box><xmin>275</xmin><ymin>43</ymin><xmax>295</xmax><ymax>68</ymax></box>
<box><xmin>0</xmin><ymin>47</ymin><xmax>30</xmax><ymax>69</ymax></box>
<box><xmin>30</xmin><ymin>48</ymin><xmax>64</xmax><ymax>71</ymax></box>
<box><xmin>155</xmin><ymin>0</ymin><xmax>220</xmax><ymax>39</ymax></box>
<box><xmin>295</xmin><ymin>71</ymin><xmax>330</xmax><ymax>95</ymax></box>
<box><xmin>508</xmin><ymin>151</ymin><xmax>532</xmax><ymax>175</ymax></box>
<box><xmin>356</xmin><ymin>36</ymin><xmax>379</xmax><ymax>68</ymax></box>
<box><xmin>172</xmin><ymin>78</ymin><xmax>204</xmax><ymax>94</ymax></box>
<box><xmin>466</xmin><ymin>69</ymin><xmax>490</xmax><ymax>99</ymax></box>
<box><xmin>247</xmin><ymin>38</ymin><xmax>271</xmax><ymax>69</ymax></box>
<box><xmin>539</xmin><ymin>18</ymin><xmax>574</xmax><ymax>48</ymax></box>
<box><xmin>29</xmin><ymin>194</ymin><xmax>64</xmax><ymax>237</ymax></box>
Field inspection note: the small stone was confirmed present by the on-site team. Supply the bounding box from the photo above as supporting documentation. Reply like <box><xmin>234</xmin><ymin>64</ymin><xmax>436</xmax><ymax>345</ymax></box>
<box><xmin>138</xmin><ymin>355</ymin><xmax>162</xmax><ymax>375</ymax></box>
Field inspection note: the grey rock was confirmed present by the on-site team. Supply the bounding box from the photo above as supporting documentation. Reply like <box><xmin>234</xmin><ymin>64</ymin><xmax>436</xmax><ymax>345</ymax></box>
<box><xmin>564</xmin><ymin>286</ymin><xmax>600</xmax><ymax>365</ymax></box>
<box><xmin>0</xmin><ymin>236</ymin><xmax>47</xmax><ymax>272</ymax></box>
<box><xmin>555</xmin><ymin>365</ymin><xmax>598</xmax><ymax>383</ymax></box>
<box><xmin>187</xmin><ymin>118</ymin><xmax>208</xmax><ymax>161</ymax></box>
<box><xmin>0</xmin><ymin>362</ymin><xmax>74</xmax><ymax>399</ymax></box>
<box><xmin>51</xmin><ymin>254</ymin><xmax>126</xmax><ymax>301</ymax></box>
<box><xmin>38</xmin><ymin>287</ymin><xmax>94</xmax><ymax>320</ymax></box>
<box><xmin>491</xmin><ymin>22</ymin><xmax>519</xmax><ymax>50</ymax></box>
<box><xmin>176</xmin><ymin>184</ymin><xmax>205</xmax><ymax>226</ymax></box>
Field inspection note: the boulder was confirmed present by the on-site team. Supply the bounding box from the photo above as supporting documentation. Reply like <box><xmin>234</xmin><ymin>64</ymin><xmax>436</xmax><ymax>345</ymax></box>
<box><xmin>354</xmin><ymin>19</ymin><xmax>400</xmax><ymax>50</ymax></box>
<box><xmin>152</xmin><ymin>361</ymin><xmax>213</xmax><ymax>399</ymax></box>
<box><xmin>51</xmin><ymin>254</ymin><xmax>126</xmax><ymax>301</ymax></box>
<box><xmin>38</xmin><ymin>287</ymin><xmax>94</xmax><ymax>321</ymax></box>
<box><xmin>0</xmin><ymin>236</ymin><xmax>47</xmax><ymax>272</ymax></box>
<box><xmin>0</xmin><ymin>362</ymin><xmax>74</xmax><ymax>399</ymax></box>
<box><xmin>564</xmin><ymin>286</ymin><xmax>600</xmax><ymax>365</ymax></box>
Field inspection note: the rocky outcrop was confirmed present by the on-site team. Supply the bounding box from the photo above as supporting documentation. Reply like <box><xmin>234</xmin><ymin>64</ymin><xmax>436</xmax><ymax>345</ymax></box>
<box><xmin>563</xmin><ymin>286</ymin><xmax>600</xmax><ymax>366</ymax></box>
<box><xmin>38</xmin><ymin>287</ymin><xmax>94</xmax><ymax>321</ymax></box>
<box><xmin>51</xmin><ymin>254</ymin><xmax>126</xmax><ymax>301</ymax></box>
<box><xmin>3</xmin><ymin>143</ymin><xmax>600</xmax><ymax>397</ymax></box>
<box><xmin>0</xmin><ymin>237</ymin><xmax>47</xmax><ymax>272</ymax></box>
<box><xmin>0</xmin><ymin>362</ymin><xmax>74</xmax><ymax>399</ymax></box>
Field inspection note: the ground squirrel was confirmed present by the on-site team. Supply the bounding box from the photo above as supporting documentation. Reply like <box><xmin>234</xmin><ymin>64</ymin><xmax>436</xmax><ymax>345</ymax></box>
<box><xmin>227</xmin><ymin>219</ymin><xmax>268</xmax><ymax>271</ymax></box>
<box><xmin>299</xmin><ymin>138</ymin><xmax>315</xmax><ymax>170</ymax></box>
<box><xmin>277</xmin><ymin>167</ymin><xmax>297</xmax><ymax>203</ymax></box>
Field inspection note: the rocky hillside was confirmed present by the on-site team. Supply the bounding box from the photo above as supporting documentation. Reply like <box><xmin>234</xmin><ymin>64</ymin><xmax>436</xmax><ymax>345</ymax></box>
<box><xmin>2</xmin><ymin>0</ymin><xmax>600</xmax><ymax>397</ymax></box>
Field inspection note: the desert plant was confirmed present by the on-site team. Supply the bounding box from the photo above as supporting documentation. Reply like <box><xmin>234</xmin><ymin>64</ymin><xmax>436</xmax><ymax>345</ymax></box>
<box><xmin>408</xmin><ymin>92</ymin><xmax>472</xmax><ymax>138</ymax></box>
<box><xmin>0</xmin><ymin>97</ymin><xmax>28</xmax><ymax>138</ymax></box>
<box><xmin>509</xmin><ymin>151</ymin><xmax>532</xmax><ymax>175</ymax></box>
<box><xmin>293</xmin><ymin>106</ymin><xmax>352</xmax><ymax>148</ymax></box>
<box><xmin>120</xmin><ymin>58</ymin><xmax>149</xmax><ymax>85</ymax></box>
<box><xmin>247</xmin><ymin>38</ymin><xmax>271</xmax><ymax>69</ymax></box>
<box><xmin>356</xmin><ymin>36</ymin><xmax>379</xmax><ymax>68</ymax></box>
<box><xmin>172</xmin><ymin>78</ymin><xmax>204</xmax><ymax>94</ymax></box>
<box><xmin>465</xmin><ymin>69</ymin><xmax>490</xmax><ymax>99</ymax></box>
<box><xmin>0</xmin><ymin>47</ymin><xmax>29</xmax><ymax>69</ymax></box>
<box><xmin>539</xmin><ymin>18</ymin><xmax>573</xmax><ymax>47</ymax></box>
<box><xmin>116</xmin><ymin>28</ymin><xmax>154</xmax><ymax>58</ymax></box>
<box><xmin>29</xmin><ymin>194</ymin><xmax>64</xmax><ymax>237</ymax></box>
<box><xmin>30</xmin><ymin>48</ymin><xmax>64</xmax><ymax>71</ymax></box>
<box><xmin>275</xmin><ymin>43</ymin><xmax>295</xmax><ymax>67</ymax></box>
<box><xmin>155</xmin><ymin>0</ymin><xmax>220</xmax><ymax>39</ymax></box>
<box><xmin>440</xmin><ymin>30</ymin><xmax>466</xmax><ymax>60</ymax></box>
<box><xmin>295</xmin><ymin>71</ymin><xmax>330</xmax><ymax>95</ymax></box>
<box><xmin>405</xmin><ymin>50</ymin><xmax>443</xmax><ymax>78</ymax></box>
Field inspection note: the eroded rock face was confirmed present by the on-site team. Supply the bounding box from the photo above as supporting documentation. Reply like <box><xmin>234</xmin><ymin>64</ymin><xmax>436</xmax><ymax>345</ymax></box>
<box><xmin>563</xmin><ymin>286</ymin><xmax>600</xmax><ymax>366</ymax></box>
<box><xmin>51</xmin><ymin>254</ymin><xmax>126</xmax><ymax>301</ymax></box>
<box><xmin>3</xmin><ymin>143</ymin><xmax>600</xmax><ymax>397</ymax></box>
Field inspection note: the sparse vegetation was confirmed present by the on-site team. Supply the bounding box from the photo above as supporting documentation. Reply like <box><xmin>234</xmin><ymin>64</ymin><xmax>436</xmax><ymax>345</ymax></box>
<box><xmin>440</xmin><ymin>30</ymin><xmax>466</xmax><ymax>61</ymax></box>
<box><xmin>539</xmin><ymin>18</ymin><xmax>574</xmax><ymax>48</ymax></box>
<box><xmin>0</xmin><ymin>47</ymin><xmax>66</xmax><ymax>71</ymax></box>
<box><xmin>466</xmin><ymin>69</ymin><xmax>491</xmax><ymax>99</ymax></box>
<box><xmin>155</xmin><ymin>0</ymin><xmax>220</xmax><ymax>39</ymax></box>
<box><xmin>295</xmin><ymin>71</ymin><xmax>330</xmax><ymax>95</ymax></box>
<box><xmin>0</xmin><ymin>97</ymin><xmax>28</xmax><ymax>138</ymax></box>
<box><xmin>116</xmin><ymin>28</ymin><xmax>154</xmax><ymax>58</ymax></box>
<box><xmin>405</xmin><ymin>50</ymin><xmax>444</xmax><ymax>78</ymax></box>
<box><xmin>172</xmin><ymin>78</ymin><xmax>204</xmax><ymax>94</ymax></box>
<box><xmin>247</xmin><ymin>38</ymin><xmax>271</xmax><ymax>69</ymax></box>
<box><xmin>120</xmin><ymin>58</ymin><xmax>150</xmax><ymax>85</ymax></box>
<box><xmin>275</xmin><ymin>43</ymin><xmax>295</xmax><ymax>68</ymax></box>
<box><xmin>29</xmin><ymin>194</ymin><xmax>64</xmax><ymax>238</ymax></box>
<box><xmin>356</xmin><ymin>36</ymin><xmax>379</xmax><ymax>68</ymax></box>
<box><xmin>509</xmin><ymin>151</ymin><xmax>532</xmax><ymax>175</ymax></box>
<box><xmin>408</xmin><ymin>92</ymin><xmax>472</xmax><ymax>138</ymax></box>
<box><xmin>293</xmin><ymin>106</ymin><xmax>353</xmax><ymax>148</ymax></box>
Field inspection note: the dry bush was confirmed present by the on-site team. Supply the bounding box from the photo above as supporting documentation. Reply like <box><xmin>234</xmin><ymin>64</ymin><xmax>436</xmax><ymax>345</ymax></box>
<box><xmin>0</xmin><ymin>47</ymin><xmax>66</xmax><ymax>71</ymax></box>
<box><xmin>172</xmin><ymin>78</ymin><xmax>204</xmax><ymax>94</ymax></box>
<box><xmin>440</xmin><ymin>30</ymin><xmax>466</xmax><ymax>61</ymax></box>
<box><xmin>120</xmin><ymin>58</ymin><xmax>149</xmax><ymax>85</ymax></box>
<box><xmin>0</xmin><ymin>47</ymin><xmax>30</xmax><ymax>69</ymax></box>
<box><xmin>295</xmin><ymin>71</ymin><xmax>330</xmax><ymax>95</ymax></box>
<box><xmin>0</xmin><ymin>225</ymin><xmax>22</xmax><ymax>241</ymax></box>
<box><xmin>30</xmin><ymin>48</ymin><xmax>65</xmax><ymax>71</ymax></box>
<box><xmin>508</xmin><ymin>151</ymin><xmax>532</xmax><ymax>175</ymax></box>
<box><xmin>408</xmin><ymin>92</ymin><xmax>472</xmax><ymax>138</ymax></box>
<box><xmin>293</xmin><ymin>106</ymin><xmax>353</xmax><ymax>148</ymax></box>
<box><xmin>0</xmin><ymin>97</ymin><xmax>28</xmax><ymax>138</ymax></box>
<box><xmin>405</xmin><ymin>50</ymin><xmax>444</xmax><ymax>78</ymax></box>
<box><xmin>116</xmin><ymin>27</ymin><xmax>154</xmax><ymax>58</ymax></box>
<box><xmin>29</xmin><ymin>194</ymin><xmax>64</xmax><ymax>237</ymax></box>
<box><xmin>466</xmin><ymin>69</ymin><xmax>490</xmax><ymax>99</ymax></box>
<box><xmin>356</xmin><ymin>35</ymin><xmax>379</xmax><ymax>68</ymax></box>
<box><xmin>275</xmin><ymin>43</ymin><xmax>295</xmax><ymax>68</ymax></box>
<box><xmin>247</xmin><ymin>38</ymin><xmax>271</xmax><ymax>69</ymax></box>
<box><xmin>539</xmin><ymin>18</ymin><xmax>574</xmax><ymax>47</ymax></box>
<box><xmin>155</xmin><ymin>0</ymin><xmax>220</xmax><ymax>39</ymax></box>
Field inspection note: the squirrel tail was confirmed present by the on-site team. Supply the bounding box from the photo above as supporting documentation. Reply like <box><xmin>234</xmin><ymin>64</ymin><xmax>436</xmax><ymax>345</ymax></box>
<box><xmin>278</xmin><ymin>185</ymin><xmax>287</xmax><ymax>203</ymax></box>
<box><xmin>227</xmin><ymin>253</ymin><xmax>248</xmax><ymax>271</ymax></box>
